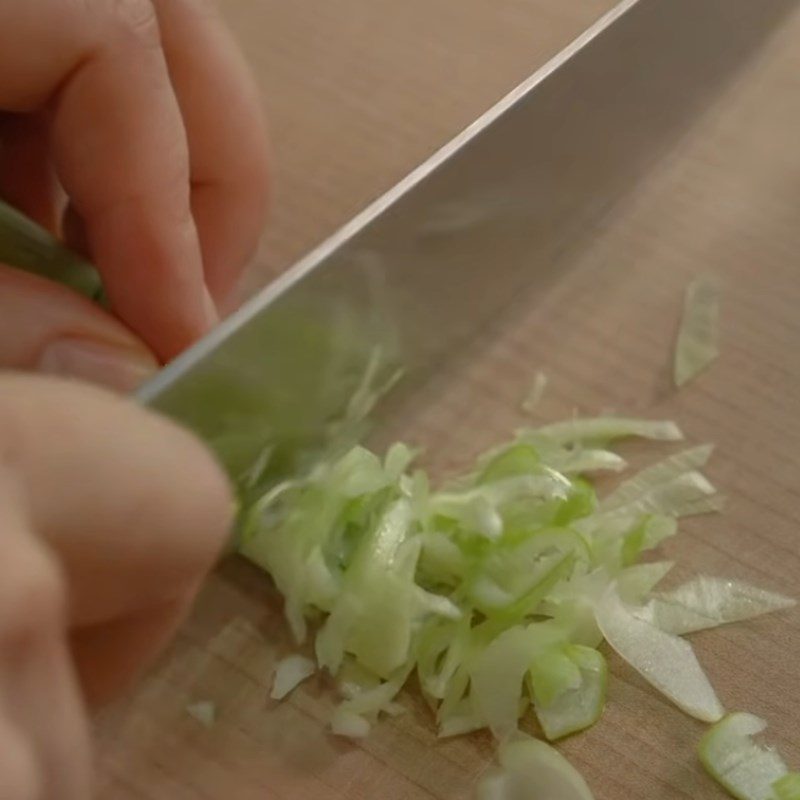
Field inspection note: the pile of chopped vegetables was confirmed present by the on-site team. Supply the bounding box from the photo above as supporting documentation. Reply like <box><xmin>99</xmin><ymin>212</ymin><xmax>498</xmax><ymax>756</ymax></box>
<box><xmin>238</xmin><ymin>411</ymin><xmax>796</xmax><ymax>797</ymax></box>
<box><xmin>221</xmin><ymin>276</ymin><xmax>797</xmax><ymax>799</ymax></box>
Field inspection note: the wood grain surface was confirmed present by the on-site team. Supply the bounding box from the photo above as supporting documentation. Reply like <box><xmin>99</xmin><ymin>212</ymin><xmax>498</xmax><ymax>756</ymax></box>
<box><xmin>96</xmin><ymin>1</ymin><xmax>800</xmax><ymax>798</ymax></box>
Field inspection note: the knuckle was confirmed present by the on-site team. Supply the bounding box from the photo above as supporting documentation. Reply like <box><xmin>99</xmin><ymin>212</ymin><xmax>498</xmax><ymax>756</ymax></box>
<box><xmin>161</xmin><ymin>0</ymin><xmax>220</xmax><ymax>21</ymax></box>
<box><xmin>98</xmin><ymin>0</ymin><xmax>162</xmax><ymax>47</ymax></box>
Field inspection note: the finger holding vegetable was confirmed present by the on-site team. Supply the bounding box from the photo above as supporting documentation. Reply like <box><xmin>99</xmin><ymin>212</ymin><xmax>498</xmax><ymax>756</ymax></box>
<box><xmin>0</xmin><ymin>0</ymin><xmax>270</xmax><ymax>389</ymax></box>
<box><xmin>0</xmin><ymin>2</ymin><xmax>264</xmax><ymax>797</ymax></box>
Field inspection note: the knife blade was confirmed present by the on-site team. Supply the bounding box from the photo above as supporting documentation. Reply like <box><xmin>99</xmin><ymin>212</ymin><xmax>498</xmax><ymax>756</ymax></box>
<box><xmin>100</xmin><ymin>0</ymin><xmax>800</xmax><ymax>488</ymax></box>
<box><xmin>137</xmin><ymin>0</ymin><xmax>795</xmax><ymax>490</ymax></box>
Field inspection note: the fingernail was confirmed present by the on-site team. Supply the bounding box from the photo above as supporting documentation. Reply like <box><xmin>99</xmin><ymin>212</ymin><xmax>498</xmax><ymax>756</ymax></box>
<box><xmin>37</xmin><ymin>338</ymin><xmax>158</xmax><ymax>393</ymax></box>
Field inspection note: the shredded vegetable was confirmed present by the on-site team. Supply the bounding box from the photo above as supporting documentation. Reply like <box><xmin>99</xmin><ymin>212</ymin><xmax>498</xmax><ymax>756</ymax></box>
<box><xmin>238</xmin><ymin>407</ymin><xmax>795</xmax><ymax>796</ymax></box>
<box><xmin>526</xmin><ymin>416</ymin><xmax>682</xmax><ymax>445</ymax></box>
<box><xmin>637</xmin><ymin>576</ymin><xmax>795</xmax><ymax>636</ymax></box>
<box><xmin>330</xmin><ymin>708</ymin><xmax>370</xmax><ymax>738</ymax></box>
<box><xmin>596</xmin><ymin>584</ymin><xmax>724</xmax><ymax>722</ymax></box>
<box><xmin>699</xmin><ymin>713</ymin><xmax>793</xmax><ymax>800</ymax></box>
<box><xmin>521</xmin><ymin>371</ymin><xmax>548</xmax><ymax>414</ymax></box>
<box><xmin>185</xmin><ymin>701</ymin><xmax>216</xmax><ymax>728</ymax></box>
<box><xmin>674</xmin><ymin>274</ymin><xmax>720</xmax><ymax>387</ymax></box>
<box><xmin>271</xmin><ymin>655</ymin><xmax>316</xmax><ymax>700</ymax></box>
<box><xmin>600</xmin><ymin>444</ymin><xmax>714</xmax><ymax>511</ymax></box>
<box><xmin>475</xmin><ymin>735</ymin><xmax>596</xmax><ymax>800</ymax></box>
<box><xmin>534</xmin><ymin>644</ymin><xmax>607</xmax><ymax>740</ymax></box>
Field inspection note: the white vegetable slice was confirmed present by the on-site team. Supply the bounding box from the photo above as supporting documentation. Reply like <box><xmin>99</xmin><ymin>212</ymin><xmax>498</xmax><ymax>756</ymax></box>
<box><xmin>271</xmin><ymin>655</ymin><xmax>316</xmax><ymax>700</ymax></box>
<box><xmin>521</xmin><ymin>372</ymin><xmax>548</xmax><ymax>414</ymax></box>
<box><xmin>330</xmin><ymin>708</ymin><xmax>371</xmax><ymax>738</ymax></box>
<box><xmin>617</xmin><ymin>561</ymin><xmax>675</xmax><ymax>604</ymax></box>
<box><xmin>550</xmin><ymin>449</ymin><xmax>627</xmax><ymax>475</ymax></box>
<box><xmin>530</xmin><ymin>417</ymin><xmax>683</xmax><ymax>446</ymax></box>
<box><xmin>674</xmin><ymin>274</ymin><xmax>720</xmax><ymax>387</ymax></box>
<box><xmin>474</xmin><ymin>772</ymin><xmax>510</xmax><ymax>800</ymax></box>
<box><xmin>186</xmin><ymin>701</ymin><xmax>216</xmax><ymax>728</ymax></box>
<box><xmin>636</xmin><ymin>576</ymin><xmax>795</xmax><ymax>636</ymax></box>
<box><xmin>595</xmin><ymin>585</ymin><xmax>724</xmax><ymax>723</ymax></box>
<box><xmin>676</xmin><ymin>493</ymin><xmax>728</xmax><ymax>516</ymax></box>
<box><xmin>474</xmin><ymin>735</ymin><xmax>595</xmax><ymax>800</ymax></box>
<box><xmin>335</xmin><ymin>663</ymin><xmax>412</xmax><ymax>718</ymax></box>
<box><xmin>601</xmin><ymin>470</ymin><xmax>718</xmax><ymax>520</ymax></box>
<box><xmin>439</xmin><ymin>709</ymin><xmax>486</xmax><ymax>739</ymax></box>
<box><xmin>601</xmin><ymin>444</ymin><xmax>714</xmax><ymax>510</ymax></box>
<box><xmin>698</xmin><ymin>713</ymin><xmax>788</xmax><ymax>800</ymax></box>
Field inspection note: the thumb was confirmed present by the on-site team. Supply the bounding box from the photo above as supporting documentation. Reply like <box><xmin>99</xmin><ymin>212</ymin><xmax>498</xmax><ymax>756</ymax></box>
<box><xmin>0</xmin><ymin>264</ymin><xmax>158</xmax><ymax>392</ymax></box>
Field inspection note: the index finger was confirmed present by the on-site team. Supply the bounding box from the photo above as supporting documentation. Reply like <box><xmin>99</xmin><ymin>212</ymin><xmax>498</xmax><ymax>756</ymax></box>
<box><xmin>0</xmin><ymin>0</ymin><xmax>217</xmax><ymax>360</ymax></box>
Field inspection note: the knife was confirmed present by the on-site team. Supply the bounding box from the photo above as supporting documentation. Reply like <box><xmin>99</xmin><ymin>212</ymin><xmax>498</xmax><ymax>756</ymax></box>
<box><xmin>2</xmin><ymin>0</ymin><xmax>792</xmax><ymax>501</ymax></box>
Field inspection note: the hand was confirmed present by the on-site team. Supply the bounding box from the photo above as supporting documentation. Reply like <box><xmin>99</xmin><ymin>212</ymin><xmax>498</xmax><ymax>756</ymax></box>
<box><xmin>0</xmin><ymin>0</ymin><xmax>269</xmax><ymax>389</ymax></box>
<box><xmin>0</xmin><ymin>373</ymin><xmax>232</xmax><ymax>799</ymax></box>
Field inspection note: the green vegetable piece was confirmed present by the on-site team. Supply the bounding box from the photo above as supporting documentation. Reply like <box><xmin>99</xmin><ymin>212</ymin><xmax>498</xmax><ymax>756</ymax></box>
<box><xmin>474</xmin><ymin>735</ymin><xmax>596</xmax><ymax>800</ymax></box>
<box><xmin>470</xmin><ymin>622</ymin><xmax>565</xmax><ymax>739</ymax></box>
<box><xmin>774</xmin><ymin>773</ymin><xmax>800</xmax><ymax>800</ymax></box>
<box><xmin>699</xmin><ymin>712</ymin><xmax>788</xmax><ymax>800</ymax></box>
<box><xmin>596</xmin><ymin>584</ymin><xmax>724</xmax><ymax>723</ymax></box>
<box><xmin>478</xmin><ymin>443</ymin><xmax>541</xmax><ymax>484</ymax></box>
<box><xmin>554</xmin><ymin>478</ymin><xmax>597</xmax><ymax>525</ymax></box>
<box><xmin>529</xmin><ymin>416</ymin><xmax>682</xmax><ymax>446</ymax></box>
<box><xmin>534</xmin><ymin>646</ymin><xmax>607</xmax><ymax>740</ymax></box>
<box><xmin>0</xmin><ymin>198</ymin><xmax>104</xmax><ymax>301</ymax></box>
<box><xmin>527</xmin><ymin>646</ymin><xmax>581</xmax><ymax>708</ymax></box>
<box><xmin>674</xmin><ymin>274</ymin><xmax>720</xmax><ymax>387</ymax></box>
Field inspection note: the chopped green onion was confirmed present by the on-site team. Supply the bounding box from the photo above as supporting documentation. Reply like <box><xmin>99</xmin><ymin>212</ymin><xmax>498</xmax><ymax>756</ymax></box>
<box><xmin>330</xmin><ymin>708</ymin><xmax>370</xmax><ymax>738</ymax></box>
<box><xmin>238</xmin><ymin>402</ymin><xmax>793</xmax><ymax>794</ymax></box>
<box><xmin>595</xmin><ymin>585</ymin><xmax>724</xmax><ymax>722</ymax></box>
<box><xmin>637</xmin><ymin>576</ymin><xmax>796</xmax><ymax>635</ymax></box>
<box><xmin>185</xmin><ymin>701</ymin><xmax>216</xmax><ymax>728</ymax></box>
<box><xmin>699</xmin><ymin>713</ymin><xmax>789</xmax><ymax>800</ymax></box>
<box><xmin>601</xmin><ymin>444</ymin><xmax>714</xmax><ymax>511</ymax></box>
<box><xmin>616</xmin><ymin>561</ymin><xmax>675</xmax><ymax>604</ymax></box>
<box><xmin>0</xmin><ymin>198</ymin><xmax>104</xmax><ymax>301</ymax></box>
<box><xmin>521</xmin><ymin>371</ymin><xmax>548</xmax><ymax>414</ymax></box>
<box><xmin>773</xmin><ymin>773</ymin><xmax>800</xmax><ymax>800</ymax></box>
<box><xmin>475</xmin><ymin>735</ymin><xmax>596</xmax><ymax>799</ymax></box>
<box><xmin>271</xmin><ymin>655</ymin><xmax>316</xmax><ymax>699</ymax></box>
<box><xmin>527</xmin><ymin>416</ymin><xmax>683</xmax><ymax>446</ymax></box>
<box><xmin>534</xmin><ymin>645</ymin><xmax>607</xmax><ymax>741</ymax></box>
<box><xmin>674</xmin><ymin>274</ymin><xmax>720</xmax><ymax>387</ymax></box>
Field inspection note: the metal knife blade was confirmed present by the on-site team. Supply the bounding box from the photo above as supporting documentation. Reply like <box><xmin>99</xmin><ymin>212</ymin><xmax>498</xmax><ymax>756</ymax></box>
<box><xmin>138</xmin><ymin>0</ymin><xmax>794</xmax><ymax>487</ymax></box>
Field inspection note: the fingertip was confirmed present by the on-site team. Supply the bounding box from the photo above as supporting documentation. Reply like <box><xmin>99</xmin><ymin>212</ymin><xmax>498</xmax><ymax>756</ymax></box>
<box><xmin>37</xmin><ymin>338</ymin><xmax>157</xmax><ymax>394</ymax></box>
<box><xmin>0</xmin><ymin>264</ymin><xmax>159</xmax><ymax>392</ymax></box>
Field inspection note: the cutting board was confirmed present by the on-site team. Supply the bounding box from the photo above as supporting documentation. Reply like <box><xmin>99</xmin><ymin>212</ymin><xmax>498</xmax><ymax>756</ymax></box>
<box><xmin>96</xmin><ymin>2</ymin><xmax>800</xmax><ymax>797</ymax></box>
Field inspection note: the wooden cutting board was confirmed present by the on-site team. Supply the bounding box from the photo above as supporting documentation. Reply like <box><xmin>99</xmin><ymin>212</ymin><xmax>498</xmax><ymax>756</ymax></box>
<box><xmin>96</xmin><ymin>1</ymin><xmax>800</xmax><ymax>797</ymax></box>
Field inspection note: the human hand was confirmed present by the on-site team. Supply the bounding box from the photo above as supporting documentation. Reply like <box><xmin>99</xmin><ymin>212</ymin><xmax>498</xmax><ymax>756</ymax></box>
<box><xmin>0</xmin><ymin>373</ymin><xmax>232</xmax><ymax>799</ymax></box>
<box><xmin>0</xmin><ymin>0</ymin><xmax>269</xmax><ymax>389</ymax></box>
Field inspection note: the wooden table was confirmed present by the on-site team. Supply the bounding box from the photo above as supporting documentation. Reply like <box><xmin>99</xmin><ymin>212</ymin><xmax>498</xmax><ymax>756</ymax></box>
<box><xmin>96</xmin><ymin>1</ymin><xmax>800</xmax><ymax>797</ymax></box>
